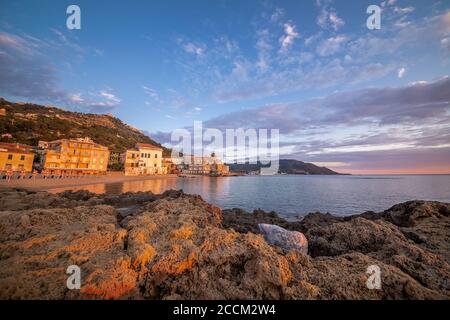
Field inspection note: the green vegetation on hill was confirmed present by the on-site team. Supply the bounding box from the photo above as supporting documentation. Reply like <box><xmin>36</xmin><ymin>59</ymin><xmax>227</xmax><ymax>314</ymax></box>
<box><xmin>0</xmin><ymin>98</ymin><xmax>169</xmax><ymax>154</ymax></box>
<box><xmin>228</xmin><ymin>159</ymin><xmax>341</xmax><ymax>175</ymax></box>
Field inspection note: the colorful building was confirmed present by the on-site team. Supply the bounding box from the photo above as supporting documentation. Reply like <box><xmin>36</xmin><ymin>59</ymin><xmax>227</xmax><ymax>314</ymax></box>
<box><xmin>180</xmin><ymin>154</ymin><xmax>230</xmax><ymax>176</ymax></box>
<box><xmin>122</xmin><ymin>143</ymin><xmax>166</xmax><ymax>175</ymax></box>
<box><xmin>41</xmin><ymin>137</ymin><xmax>109</xmax><ymax>175</ymax></box>
<box><xmin>211</xmin><ymin>162</ymin><xmax>230</xmax><ymax>176</ymax></box>
<box><xmin>0</xmin><ymin>142</ymin><xmax>35</xmax><ymax>172</ymax></box>
<box><xmin>162</xmin><ymin>157</ymin><xmax>181</xmax><ymax>174</ymax></box>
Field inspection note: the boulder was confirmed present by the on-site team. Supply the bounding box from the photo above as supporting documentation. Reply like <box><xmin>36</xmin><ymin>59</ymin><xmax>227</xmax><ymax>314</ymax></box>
<box><xmin>258</xmin><ymin>224</ymin><xmax>308</xmax><ymax>255</ymax></box>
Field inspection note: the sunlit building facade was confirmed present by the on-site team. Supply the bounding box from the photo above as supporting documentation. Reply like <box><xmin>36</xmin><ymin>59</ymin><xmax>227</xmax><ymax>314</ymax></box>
<box><xmin>123</xmin><ymin>143</ymin><xmax>166</xmax><ymax>175</ymax></box>
<box><xmin>0</xmin><ymin>142</ymin><xmax>34</xmax><ymax>172</ymax></box>
<box><xmin>41</xmin><ymin>137</ymin><xmax>109</xmax><ymax>175</ymax></box>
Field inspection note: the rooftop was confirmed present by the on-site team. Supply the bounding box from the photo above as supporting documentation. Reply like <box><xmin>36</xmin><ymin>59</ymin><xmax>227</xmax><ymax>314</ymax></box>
<box><xmin>135</xmin><ymin>143</ymin><xmax>163</xmax><ymax>151</ymax></box>
<box><xmin>0</xmin><ymin>142</ymin><xmax>34</xmax><ymax>154</ymax></box>
<box><xmin>47</xmin><ymin>137</ymin><xmax>108</xmax><ymax>150</ymax></box>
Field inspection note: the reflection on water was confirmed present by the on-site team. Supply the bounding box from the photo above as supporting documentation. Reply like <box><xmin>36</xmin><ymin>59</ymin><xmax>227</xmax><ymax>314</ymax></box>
<box><xmin>50</xmin><ymin>176</ymin><xmax>231</xmax><ymax>204</ymax></box>
<box><xmin>48</xmin><ymin>175</ymin><xmax>450</xmax><ymax>217</ymax></box>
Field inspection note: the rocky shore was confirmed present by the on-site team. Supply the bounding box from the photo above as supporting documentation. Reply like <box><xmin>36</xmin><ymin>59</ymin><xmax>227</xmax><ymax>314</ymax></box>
<box><xmin>0</xmin><ymin>188</ymin><xmax>449</xmax><ymax>299</ymax></box>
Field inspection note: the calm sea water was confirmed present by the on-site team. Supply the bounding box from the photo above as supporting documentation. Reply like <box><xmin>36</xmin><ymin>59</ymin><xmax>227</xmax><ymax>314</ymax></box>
<box><xmin>48</xmin><ymin>175</ymin><xmax>450</xmax><ymax>218</ymax></box>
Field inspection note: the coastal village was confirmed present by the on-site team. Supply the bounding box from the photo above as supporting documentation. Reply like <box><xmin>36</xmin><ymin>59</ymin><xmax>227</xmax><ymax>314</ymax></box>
<box><xmin>1</xmin><ymin>1</ymin><xmax>449</xmax><ymax>305</ymax></box>
<box><xmin>0</xmin><ymin>101</ymin><xmax>341</xmax><ymax>181</ymax></box>
<box><xmin>0</xmin><ymin>136</ymin><xmax>230</xmax><ymax>180</ymax></box>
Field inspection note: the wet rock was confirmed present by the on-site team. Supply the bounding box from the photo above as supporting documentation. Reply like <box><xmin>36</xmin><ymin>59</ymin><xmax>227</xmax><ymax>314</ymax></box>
<box><xmin>116</xmin><ymin>206</ymin><xmax>140</xmax><ymax>219</ymax></box>
<box><xmin>86</xmin><ymin>191</ymin><xmax>157</xmax><ymax>207</ymax></box>
<box><xmin>59</xmin><ymin>190</ymin><xmax>96</xmax><ymax>201</ymax></box>
<box><xmin>296</xmin><ymin>212</ymin><xmax>343</xmax><ymax>233</ymax></box>
<box><xmin>401</xmin><ymin>229</ymin><xmax>427</xmax><ymax>244</ymax></box>
<box><xmin>380</xmin><ymin>201</ymin><xmax>450</xmax><ymax>227</ymax></box>
<box><xmin>305</xmin><ymin>217</ymin><xmax>406</xmax><ymax>257</ymax></box>
<box><xmin>0</xmin><ymin>190</ymin><xmax>79</xmax><ymax>211</ymax></box>
<box><xmin>222</xmin><ymin>208</ymin><xmax>302</xmax><ymax>234</ymax></box>
<box><xmin>258</xmin><ymin>224</ymin><xmax>308</xmax><ymax>255</ymax></box>
<box><xmin>160</xmin><ymin>189</ymin><xmax>185</xmax><ymax>199</ymax></box>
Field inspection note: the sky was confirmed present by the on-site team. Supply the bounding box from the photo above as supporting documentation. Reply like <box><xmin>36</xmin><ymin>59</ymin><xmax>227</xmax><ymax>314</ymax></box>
<box><xmin>0</xmin><ymin>0</ymin><xmax>449</xmax><ymax>174</ymax></box>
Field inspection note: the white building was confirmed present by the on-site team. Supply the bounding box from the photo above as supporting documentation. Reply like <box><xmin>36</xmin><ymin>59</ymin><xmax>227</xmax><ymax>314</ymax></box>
<box><xmin>123</xmin><ymin>143</ymin><xmax>166</xmax><ymax>175</ymax></box>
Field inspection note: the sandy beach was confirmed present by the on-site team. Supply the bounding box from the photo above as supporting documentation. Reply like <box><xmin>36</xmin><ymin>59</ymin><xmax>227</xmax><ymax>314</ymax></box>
<box><xmin>0</xmin><ymin>173</ymin><xmax>180</xmax><ymax>192</ymax></box>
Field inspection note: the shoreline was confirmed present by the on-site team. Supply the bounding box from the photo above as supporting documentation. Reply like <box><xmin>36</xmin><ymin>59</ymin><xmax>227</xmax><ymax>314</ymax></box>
<box><xmin>0</xmin><ymin>173</ymin><xmax>180</xmax><ymax>192</ymax></box>
<box><xmin>3</xmin><ymin>173</ymin><xmax>449</xmax><ymax>194</ymax></box>
<box><xmin>0</xmin><ymin>188</ymin><xmax>449</xmax><ymax>299</ymax></box>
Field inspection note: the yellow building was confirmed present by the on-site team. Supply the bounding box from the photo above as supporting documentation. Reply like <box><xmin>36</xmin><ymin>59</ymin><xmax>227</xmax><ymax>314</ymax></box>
<box><xmin>0</xmin><ymin>143</ymin><xmax>35</xmax><ymax>172</ymax></box>
<box><xmin>211</xmin><ymin>162</ymin><xmax>230</xmax><ymax>175</ymax></box>
<box><xmin>42</xmin><ymin>137</ymin><xmax>109</xmax><ymax>175</ymax></box>
<box><xmin>162</xmin><ymin>157</ymin><xmax>182</xmax><ymax>174</ymax></box>
<box><xmin>123</xmin><ymin>143</ymin><xmax>165</xmax><ymax>176</ymax></box>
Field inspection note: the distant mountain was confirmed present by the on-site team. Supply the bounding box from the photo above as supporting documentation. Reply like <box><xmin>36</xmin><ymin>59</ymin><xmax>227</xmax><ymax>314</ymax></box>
<box><xmin>228</xmin><ymin>159</ymin><xmax>341</xmax><ymax>175</ymax></box>
<box><xmin>0</xmin><ymin>98</ymin><xmax>169</xmax><ymax>154</ymax></box>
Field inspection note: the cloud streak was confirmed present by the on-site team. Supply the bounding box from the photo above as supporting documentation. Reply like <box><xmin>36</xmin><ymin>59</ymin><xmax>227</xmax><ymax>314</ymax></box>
<box><xmin>200</xmin><ymin>77</ymin><xmax>450</xmax><ymax>172</ymax></box>
<box><xmin>316</xmin><ymin>0</ymin><xmax>345</xmax><ymax>31</ymax></box>
<box><xmin>0</xmin><ymin>31</ymin><xmax>120</xmax><ymax>113</ymax></box>
<box><xmin>206</xmin><ymin>76</ymin><xmax>450</xmax><ymax>131</ymax></box>
<box><xmin>151</xmin><ymin>77</ymin><xmax>450</xmax><ymax>173</ymax></box>
<box><xmin>279</xmin><ymin>23</ymin><xmax>299</xmax><ymax>50</ymax></box>
<box><xmin>170</xmin><ymin>6</ymin><xmax>449</xmax><ymax>105</ymax></box>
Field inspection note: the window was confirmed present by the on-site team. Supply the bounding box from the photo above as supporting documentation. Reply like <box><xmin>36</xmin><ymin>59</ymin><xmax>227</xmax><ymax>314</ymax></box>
<box><xmin>7</xmin><ymin>154</ymin><xmax>13</xmax><ymax>160</ymax></box>
<box><xmin>20</xmin><ymin>155</ymin><xmax>25</xmax><ymax>161</ymax></box>
<box><xmin>155</xmin><ymin>154</ymin><xmax>158</xmax><ymax>158</ymax></box>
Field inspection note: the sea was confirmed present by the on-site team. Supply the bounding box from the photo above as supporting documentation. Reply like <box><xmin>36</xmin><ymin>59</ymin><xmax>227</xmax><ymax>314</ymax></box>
<box><xmin>48</xmin><ymin>175</ymin><xmax>450</xmax><ymax>218</ymax></box>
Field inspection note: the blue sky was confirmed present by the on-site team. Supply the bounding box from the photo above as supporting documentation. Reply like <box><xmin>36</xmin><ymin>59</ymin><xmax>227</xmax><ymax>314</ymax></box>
<box><xmin>1</xmin><ymin>0</ymin><xmax>450</xmax><ymax>173</ymax></box>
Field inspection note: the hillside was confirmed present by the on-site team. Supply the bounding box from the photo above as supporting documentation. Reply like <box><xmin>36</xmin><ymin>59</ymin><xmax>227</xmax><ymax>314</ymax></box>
<box><xmin>228</xmin><ymin>159</ymin><xmax>341</xmax><ymax>175</ymax></box>
<box><xmin>0</xmin><ymin>98</ymin><xmax>168</xmax><ymax>154</ymax></box>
